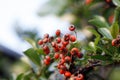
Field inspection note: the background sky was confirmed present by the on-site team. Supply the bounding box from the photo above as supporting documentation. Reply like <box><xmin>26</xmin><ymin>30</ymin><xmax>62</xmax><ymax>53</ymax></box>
<box><xmin>0</xmin><ymin>0</ymin><xmax>70</xmax><ymax>55</ymax></box>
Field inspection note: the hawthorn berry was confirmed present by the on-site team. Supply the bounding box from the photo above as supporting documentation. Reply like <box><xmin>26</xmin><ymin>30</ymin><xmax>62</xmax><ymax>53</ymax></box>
<box><xmin>59</xmin><ymin>64</ymin><xmax>66</xmax><ymax>70</ymax></box>
<box><xmin>51</xmin><ymin>42</ymin><xmax>56</xmax><ymax>47</ymax></box>
<box><xmin>64</xmin><ymin>71</ymin><xmax>71</xmax><ymax>77</ymax></box>
<box><xmin>61</xmin><ymin>47</ymin><xmax>68</xmax><ymax>54</ymax></box>
<box><xmin>65</xmin><ymin>56</ymin><xmax>71</xmax><ymax>62</ymax></box>
<box><xmin>44</xmin><ymin>59</ymin><xmax>50</xmax><ymax>65</ymax></box>
<box><xmin>54</xmin><ymin>47</ymin><xmax>59</xmax><ymax>52</ymax></box>
<box><xmin>106</xmin><ymin>0</ymin><xmax>111</xmax><ymax>3</ymax></box>
<box><xmin>77</xmin><ymin>74</ymin><xmax>84</xmax><ymax>80</ymax></box>
<box><xmin>56</xmin><ymin>29</ymin><xmax>61</xmax><ymax>36</ymax></box>
<box><xmin>45</xmin><ymin>55</ymin><xmax>51</xmax><ymax>61</ymax></box>
<box><xmin>112</xmin><ymin>39</ymin><xmax>116</xmax><ymax>46</ymax></box>
<box><xmin>38</xmin><ymin>40</ymin><xmax>43</xmax><ymax>45</ymax></box>
<box><xmin>77</xmin><ymin>52</ymin><xmax>83</xmax><ymax>58</ymax></box>
<box><xmin>64</xmin><ymin>33</ymin><xmax>70</xmax><ymax>41</ymax></box>
<box><xmin>70</xmin><ymin>35</ymin><xmax>76</xmax><ymax>42</ymax></box>
<box><xmin>85</xmin><ymin>0</ymin><xmax>93</xmax><ymax>5</ymax></box>
<box><xmin>62</xmin><ymin>41</ymin><xmax>69</xmax><ymax>47</ymax></box>
<box><xmin>60</xmin><ymin>58</ymin><xmax>65</xmax><ymax>65</ymax></box>
<box><xmin>56</xmin><ymin>37</ymin><xmax>61</xmax><ymax>43</ymax></box>
<box><xmin>59</xmin><ymin>54</ymin><xmax>65</xmax><ymax>59</ymax></box>
<box><xmin>59</xmin><ymin>69</ymin><xmax>65</xmax><ymax>74</ymax></box>
<box><xmin>43</xmin><ymin>38</ymin><xmax>48</xmax><ymax>43</ymax></box>
<box><xmin>48</xmin><ymin>36</ymin><xmax>54</xmax><ymax>42</ymax></box>
<box><xmin>69</xmin><ymin>25</ymin><xmax>75</xmax><ymax>31</ymax></box>
<box><xmin>58</xmin><ymin>45</ymin><xmax>64</xmax><ymax>51</ymax></box>
<box><xmin>54</xmin><ymin>53</ymin><xmax>59</xmax><ymax>59</ymax></box>
<box><xmin>108</xmin><ymin>14</ymin><xmax>114</xmax><ymax>24</ymax></box>
<box><xmin>70</xmin><ymin>48</ymin><xmax>79</xmax><ymax>55</ymax></box>
<box><xmin>43</xmin><ymin>45</ymin><xmax>50</xmax><ymax>54</ymax></box>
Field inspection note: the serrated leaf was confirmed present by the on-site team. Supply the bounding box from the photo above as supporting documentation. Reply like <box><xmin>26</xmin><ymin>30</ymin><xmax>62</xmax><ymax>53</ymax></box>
<box><xmin>112</xmin><ymin>0</ymin><xmax>120</xmax><ymax>7</ymax></box>
<box><xmin>88</xmin><ymin>28</ymin><xmax>100</xmax><ymax>45</ymax></box>
<box><xmin>16</xmin><ymin>73</ymin><xmax>24</xmax><ymax>80</ymax></box>
<box><xmin>98</xmin><ymin>28</ymin><xmax>113</xmax><ymax>39</ymax></box>
<box><xmin>110</xmin><ymin>22</ymin><xmax>119</xmax><ymax>38</ymax></box>
<box><xmin>24</xmin><ymin>37</ymin><xmax>36</xmax><ymax>49</ymax></box>
<box><xmin>89</xmin><ymin>16</ymin><xmax>109</xmax><ymax>28</ymax></box>
<box><xmin>24</xmin><ymin>48</ymin><xmax>40</xmax><ymax>66</ymax></box>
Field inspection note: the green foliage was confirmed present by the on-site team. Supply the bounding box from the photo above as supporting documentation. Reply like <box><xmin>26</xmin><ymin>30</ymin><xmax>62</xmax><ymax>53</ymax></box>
<box><xmin>24</xmin><ymin>48</ymin><xmax>40</xmax><ymax>66</ymax></box>
<box><xmin>98</xmin><ymin>28</ymin><xmax>113</xmax><ymax>39</ymax></box>
<box><xmin>89</xmin><ymin>16</ymin><xmax>109</xmax><ymax>28</ymax></box>
<box><xmin>88</xmin><ymin>28</ymin><xmax>100</xmax><ymax>45</ymax></box>
<box><xmin>112</xmin><ymin>0</ymin><xmax>120</xmax><ymax>7</ymax></box>
<box><xmin>110</xmin><ymin>22</ymin><xmax>119</xmax><ymax>38</ymax></box>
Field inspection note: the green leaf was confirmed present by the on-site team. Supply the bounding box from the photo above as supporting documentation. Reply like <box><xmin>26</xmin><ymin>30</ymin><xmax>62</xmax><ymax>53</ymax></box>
<box><xmin>112</xmin><ymin>0</ymin><xmax>120</xmax><ymax>7</ymax></box>
<box><xmin>89</xmin><ymin>16</ymin><xmax>109</xmax><ymax>28</ymax></box>
<box><xmin>98</xmin><ymin>28</ymin><xmax>113</xmax><ymax>39</ymax></box>
<box><xmin>89</xmin><ymin>42</ymin><xmax>96</xmax><ymax>52</ymax></box>
<box><xmin>24</xmin><ymin>48</ymin><xmax>40</xmax><ymax>66</ymax></box>
<box><xmin>88</xmin><ymin>28</ymin><xmax>100</xmax><ymax>45</ymax></box>
<box><xmin>16</xmin><ymin>73</ymin><xmax>24</xmax><ymax>80</ymax></box>
<box><xmin>110</xmin><ymin>22</ymin><xmax>119</xmax><ymax>38</ymax></box>
<box><xmin>91</xmin><ymin>55</ymin><xmax>107</xmax><ymax>61</ymax></box>
<box><xmin>36</xmin><ymin>49</ymin><xmax>45</xmax><ymax>55</ymax></box>
<box><xmin>24</xmin><ymin>37</ymin><xmax>36</xmax><ymax>49</ymax></box>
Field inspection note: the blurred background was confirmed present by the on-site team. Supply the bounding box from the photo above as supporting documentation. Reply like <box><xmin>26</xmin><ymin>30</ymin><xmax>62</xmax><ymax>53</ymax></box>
<box><xmin>0</xmin><ymin>0</ymin><xmax>120</xmax><ymax>80</ymax></box>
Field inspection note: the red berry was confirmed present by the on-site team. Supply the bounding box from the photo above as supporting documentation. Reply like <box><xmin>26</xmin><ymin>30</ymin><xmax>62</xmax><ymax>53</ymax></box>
<box><xmin>77</xmin><ymin>74</ymin><xmax>84</xmax><ymax>80</ymax></box>
<box><xmin>58</xmin><ymin>45</ymin><xmax>64</xmax><ymax>51</ymax></box>
<box><xmin>106</xmin><ymin>0</ymin><xmax>111</xmax><ymax>3</ymax></box>
<box><xmin>57</xmin><ymin>64</ymin><xmax>61</xmax><ymax>69</ymax></box>
<box><xmin>43</xmin><ymin>38</ymin><xmax>48</xmax><ymax>43</ymax></box>
<box><xmin>85</xmin><ymin>0</ymin><xmax>93</xmax><ymax>5</ymax></box>
<box><xmin>64</xmin><ymin>33</ymin><xmax>70</xmax><ymax>41</ymax></box>
<box><xmin>60</xmin><ymin>47</ymin><xmax>68</xmax><ymax>54</ymax></box>
<box><xmin>44</xmin><ymin>59</ymin><xmax>50</xmax><ymax>65</ymax></box>
<box><xmin>70</xmin><ymin>48</ymin><xmax>79</xmax><ymax>55</ymax></box>
<box><xmin>108</xmin><ymin>14</ymin><xmax>114</xmax><ymax>24</ymax></box>
<box><xmin>69</xmin><ymin>25</ymin><xmax>75</xmax><ymax>31</ymax></box>
<box><xmin>56</xmin><ymin>37</ymin><xmax>61</xmax><ymax>43</ymax></box>
<box><xmin>62</xmin><ymin>41</ymin><xmax>69</xmax><ymax>47</ymax></box>
<box><xmin>38</xmin><ymin>40</ymin><xmax>43</xmax><ymax>45</ymax></box>
<box><xmin>56</xmin><ymin>29</ymin><xmax>61</xmax><ymax>36</ymax></box>
<box><xmin>44</xmin><ymin>33</ymin><xmax>49</xmax><ymax>38</ymax></box>
<box><xmin>77</xmin><ymin>52</ymin><xmax>83</xmax><ymax>58</ymax></box>
<box><xmin>60</xmin><ymin>58</ymin><xmax>65</xmax><ymax>65</ymax></box>
<box><xmin>59</xmin><ymin>69</ymin><xmax>65</xmax><ymax>74</ymax></box>
<box><xmin>59</xmin><ymin>54</ymin><xmax>65</xmax><ymax>59</ymax></box>
<box><xmin>45</xmin><ymin>55</ymin><xmax>51</xmax><ymax>61</ymax></box>
<box><xmin>51</xmin><ymin>42</ymin><xmax>56</xmax><ymax>47</ymax></box>
<box><xmin>54</xmin><ymin>47</ymin><xmax>59</xmax><ymax>52</ymax></box>
<box><xmin>112</xmin><ymin>39</ymin><xmax>116</xmax><ymax>46</ymax></box>
<box><xmin>64</xmin><ymin>71</ymin><xmax>71</xmax><ymax>77</ymax></box>
<box><xmin>48</xmin><ymin>36</ymin><xmax>54</xmax><ymax>42</ymax></box>
<box><xmin>54</xmin><ymin>53</ymin><xmax>59</xmax><ymax>59</ymax></box>
<box><xmin>43</xmin><ymin>45</ymin><xmax>50</xmax><ymax>54</ymax></box>
<box><xmin>65</xmin><ymin>56</ymin><xmax>71</xmax><ymax>62</ymax></box>
<box><xmin>59</xmin><ymin>64</ymin><xmax>66</xmax><ymax>70</ymax></box>
<box><xmin>70</xmin><ymin>35</ymin><xmax>76</xmax><ymax>42</ymax></box>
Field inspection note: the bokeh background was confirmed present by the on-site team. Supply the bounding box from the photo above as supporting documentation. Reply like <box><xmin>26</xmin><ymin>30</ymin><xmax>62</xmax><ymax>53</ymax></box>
<box><xmin>0</xmin><ymin>0</ymin><xmax>120</xmax><ymax>80</ymax></box>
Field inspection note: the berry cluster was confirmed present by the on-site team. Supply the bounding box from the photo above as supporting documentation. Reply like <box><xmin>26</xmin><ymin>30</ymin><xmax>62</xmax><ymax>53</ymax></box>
<box><xmin>112</xmin><ymin>35</ymin><xmax>120</xmax><ymax>47</ymax></box>
<box><xmin>38</xmin><ymin>25</ymin><xmax>84</xmax><ymax>80</ymax></box>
